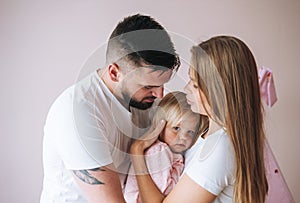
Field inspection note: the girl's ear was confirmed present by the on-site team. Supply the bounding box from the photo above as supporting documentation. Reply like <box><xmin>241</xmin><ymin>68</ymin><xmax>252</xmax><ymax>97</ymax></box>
<box><xmin>151</xmin><ymin>121</ymin><xmax>165</xmax><ymax>142</ymax></box>
<box><xmin>157</xmin><ymin>133</ymin><xmax>163</xmax><ymax>142</ymax></box>
<box><xmin>158</xmin><ymin>122</ymin><xmax>167</xmax><ymax>142</ymax></box>
<box><xmin>108</xmin><ymin>63</ymin><xmax>120</xmax><ymax>82</ymax></box>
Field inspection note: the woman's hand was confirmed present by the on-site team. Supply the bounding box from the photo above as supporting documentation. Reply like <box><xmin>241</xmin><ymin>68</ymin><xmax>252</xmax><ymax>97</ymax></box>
<box><xmin>129</xmin><ymin>120</ymin><xmax>167</xmax><ymax>203</ymax></box>
<box><xmin>130</xmin><ymin>120</ymin><xmax>166</xmax><ymax>155</ymax></box>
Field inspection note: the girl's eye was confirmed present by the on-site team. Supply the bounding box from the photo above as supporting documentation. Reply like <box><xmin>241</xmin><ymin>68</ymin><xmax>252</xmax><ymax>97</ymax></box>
<box><xmin>172</xmin><ymin>126</ymin><xmax>180</xmax><ymax>131</ymax></box>
<box><xmin>193</xmin><ymin>84</ymin><xmax>198</xmax><ymax>89</ymax></box>
<box><xmin>187</xmin><ymin>130</ymin><xmax>195</xmax><ymax>136</ymax></box>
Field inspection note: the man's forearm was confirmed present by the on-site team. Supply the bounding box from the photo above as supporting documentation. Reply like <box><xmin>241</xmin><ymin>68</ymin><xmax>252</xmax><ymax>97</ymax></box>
<box><xmin>72</xmin><ymin>164</ymin><xmax>126</xmax><ymax>203</ymax></box>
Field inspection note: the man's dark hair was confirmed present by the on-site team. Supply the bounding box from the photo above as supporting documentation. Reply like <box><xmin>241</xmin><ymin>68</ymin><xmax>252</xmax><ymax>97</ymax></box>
<box><xmin>106</xmin><ymin>14</ymin><xmax>180</xmax><ymax>71</ymax></box>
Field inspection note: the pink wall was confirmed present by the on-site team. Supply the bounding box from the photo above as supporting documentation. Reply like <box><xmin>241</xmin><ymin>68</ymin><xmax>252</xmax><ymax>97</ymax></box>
<box><xmin>1</xmin><ymin>0</ymin><xmax>299</xmax><ymax>202</ymax></box>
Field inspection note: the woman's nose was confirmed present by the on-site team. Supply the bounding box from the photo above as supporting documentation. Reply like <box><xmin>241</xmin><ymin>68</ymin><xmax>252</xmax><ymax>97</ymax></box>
<box><xmin>184</xmin><ymin>81</ymin><xmax>191</xmax><ymax>93</ymax></box>
<box><xmin>184</xmin><ymin>85</ymin><xmax>188</xmax><ymax>93</ymax></box>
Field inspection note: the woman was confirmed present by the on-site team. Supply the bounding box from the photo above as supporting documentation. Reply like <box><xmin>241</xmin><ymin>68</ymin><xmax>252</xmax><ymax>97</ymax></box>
<box><xmin>130</xmin><ymin>36</ymin><xmax>268</xmax><ymax>203</ymax></box>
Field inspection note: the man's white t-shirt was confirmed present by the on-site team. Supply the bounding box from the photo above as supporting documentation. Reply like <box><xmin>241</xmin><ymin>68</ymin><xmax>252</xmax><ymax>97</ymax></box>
<box><xmin>184</xmin><ymin>128</ymin><xmax>236</xmax><ymax>203</ymax></box>
<box><xmin>41</xmin><ymin>70</ymin><xmax>150</xmax><ymax>202</ymax></box>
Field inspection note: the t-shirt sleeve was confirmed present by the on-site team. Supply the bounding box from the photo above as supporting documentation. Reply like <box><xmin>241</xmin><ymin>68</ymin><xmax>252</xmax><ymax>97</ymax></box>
<box><xmin>45</xmin><ymin>93</ymin><xmax>113</xmax><ymax>170</ymax></box>
<box><xmin>184</xmin><ymin>133</ymin><xmax>236</xmax><ymax>195</ymax></box>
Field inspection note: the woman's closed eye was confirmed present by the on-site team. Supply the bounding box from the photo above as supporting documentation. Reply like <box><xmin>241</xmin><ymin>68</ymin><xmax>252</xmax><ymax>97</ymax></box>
<box><xmin>143</xmin><ymin>86</ymin><xmax>152</xmax><ymax>89</ymax></box>
<box><xmin>191</xmin><ymin>79</ymin><xmax>199</xmax><ymax>89</ymax></box>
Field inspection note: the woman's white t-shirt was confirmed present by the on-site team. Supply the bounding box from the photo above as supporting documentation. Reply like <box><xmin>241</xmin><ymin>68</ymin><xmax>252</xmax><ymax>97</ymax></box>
<box><xmin>184</xmin><ymin>128</ymin><xmax>236</xmax><ymax>203</ymax></box>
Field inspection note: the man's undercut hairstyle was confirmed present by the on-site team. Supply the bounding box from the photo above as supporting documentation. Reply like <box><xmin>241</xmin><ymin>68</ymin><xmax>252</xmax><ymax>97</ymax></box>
<box><xmin>106</xmin><ymin>14</ymin><xmax>180</xmax><ymax>71</ymax></box>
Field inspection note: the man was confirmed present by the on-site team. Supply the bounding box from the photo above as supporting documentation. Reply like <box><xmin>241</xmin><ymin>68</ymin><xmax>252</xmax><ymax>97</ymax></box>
<box><xmin>41</xmin><ymin>14</ymin><xmax>180</xmax><ymax>202</ymax></box>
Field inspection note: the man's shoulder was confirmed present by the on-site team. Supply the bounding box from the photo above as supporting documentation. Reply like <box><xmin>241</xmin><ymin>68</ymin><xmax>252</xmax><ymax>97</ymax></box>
<box><xmin>45</xmin><ymin>72</ymin><xmax>108</xmax><ymax>124</ymax></box>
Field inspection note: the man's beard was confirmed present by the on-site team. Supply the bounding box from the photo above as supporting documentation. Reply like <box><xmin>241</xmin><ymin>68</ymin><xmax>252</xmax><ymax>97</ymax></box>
<box><xmin>122</xmin><ymin>92</ymin><xmax>156</xmax><ymax>110</ymax></box>
<box><xmin>129</xmin><ymin>97</ymin><xmax>155</xmax><ymax>110</ymax></box>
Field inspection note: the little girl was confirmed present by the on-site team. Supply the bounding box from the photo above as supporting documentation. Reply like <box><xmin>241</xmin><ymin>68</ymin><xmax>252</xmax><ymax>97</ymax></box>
<box><xmin>124</xmin><ymin>91</ymin><xmax>207</xmax><ymax>203</ymax></box>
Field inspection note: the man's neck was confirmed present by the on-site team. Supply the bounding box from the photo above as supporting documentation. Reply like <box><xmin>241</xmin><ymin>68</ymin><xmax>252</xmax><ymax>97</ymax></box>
<box><xmin>97</xmin><ymin>68</ymin><xmax>130</xmax><ymax>111</ymax></box>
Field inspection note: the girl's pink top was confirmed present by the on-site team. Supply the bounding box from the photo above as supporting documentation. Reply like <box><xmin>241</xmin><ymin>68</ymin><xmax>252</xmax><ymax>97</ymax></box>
<box><xmin>124</xmin><ymin>141</ymin><xmax>184</xmax><ymax>203</ymax></box>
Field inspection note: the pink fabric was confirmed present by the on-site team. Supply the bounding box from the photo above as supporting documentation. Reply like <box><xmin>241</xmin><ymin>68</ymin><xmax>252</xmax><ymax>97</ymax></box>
<box><xmin>124</xmin><ymin>141</ymin><xmax>184</xmax><ymax>203</ymax></box>
<box><xmin>258</xmin><ymin>66</ymin><xmax>294</xmax><ymax>201</ymax></box>
<box><xmin>259</xmin><ymin>66</ymin><xmax>278</xmax><ymax>107</ymax></box>
<box><xmin>265</xmin><ymin>141</ymin><xmax>295</xmax><ymax>203</ymax></box>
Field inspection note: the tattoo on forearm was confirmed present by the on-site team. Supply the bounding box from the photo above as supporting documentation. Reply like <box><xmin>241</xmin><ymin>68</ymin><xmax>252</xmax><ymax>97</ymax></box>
<box><xmin>72</xmin><ymin>167</ymin><xmax>106</xmax><ymax>185</ymax></box>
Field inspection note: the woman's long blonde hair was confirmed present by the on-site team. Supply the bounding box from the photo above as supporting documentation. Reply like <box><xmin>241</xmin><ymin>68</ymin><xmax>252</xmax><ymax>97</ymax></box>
<box><xmin>190</xmin><ymin>36</ymin><xmax>268</xmax><ymax>203</ymax></box>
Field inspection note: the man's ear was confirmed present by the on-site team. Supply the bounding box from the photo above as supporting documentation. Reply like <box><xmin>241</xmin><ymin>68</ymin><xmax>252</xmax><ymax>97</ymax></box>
<box><xmin>108</xmin><ymin>63</ymin><xmax>120</xmax><ymax>82</ymax></box>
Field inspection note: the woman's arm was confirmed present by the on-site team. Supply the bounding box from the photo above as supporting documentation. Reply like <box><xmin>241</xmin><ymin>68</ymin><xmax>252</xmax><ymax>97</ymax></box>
<box><xmin>130</xmin><ymin>120</ymin><xmax>166</xmax><ymax>203</ymax></box>
<box><xmin>130</xmin><ymin>120</ymin><xmax>217</xmax><ymax>203</ymax></box>
<box><xmin>164</xmin><ymin>174</ymin><xmax>216</xmax><ymax>203</ymax></box>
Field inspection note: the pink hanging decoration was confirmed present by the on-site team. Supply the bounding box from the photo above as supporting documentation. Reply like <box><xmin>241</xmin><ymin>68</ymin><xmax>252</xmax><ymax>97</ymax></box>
<box><xmin>258</xmin><ymin>66</ymin><xmax>294</xmax><ymax>202</ymax></box>
<box><xmin>259</xmin><ymin>66</ymin><xmax>278</xmax><ymax>107</ymax></box>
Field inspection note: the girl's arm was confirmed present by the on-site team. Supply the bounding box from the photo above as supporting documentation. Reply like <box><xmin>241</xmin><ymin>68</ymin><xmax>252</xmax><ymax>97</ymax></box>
<box><xmin>130</xmin><ymin>120</ymin><xmax>217</xmax><ymax>203</ymax></box>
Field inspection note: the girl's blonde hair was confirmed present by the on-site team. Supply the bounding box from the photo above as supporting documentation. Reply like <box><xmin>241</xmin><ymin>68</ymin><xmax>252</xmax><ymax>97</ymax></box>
<box><xmin>190</xmin><ymin>36</ymin><xmax>268</xmax><ymax>203</ymax></box>
<box><xmin>152</xmin><ymin>91</ymin><xmax>208</xmax><ymax>142</ymax></box>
